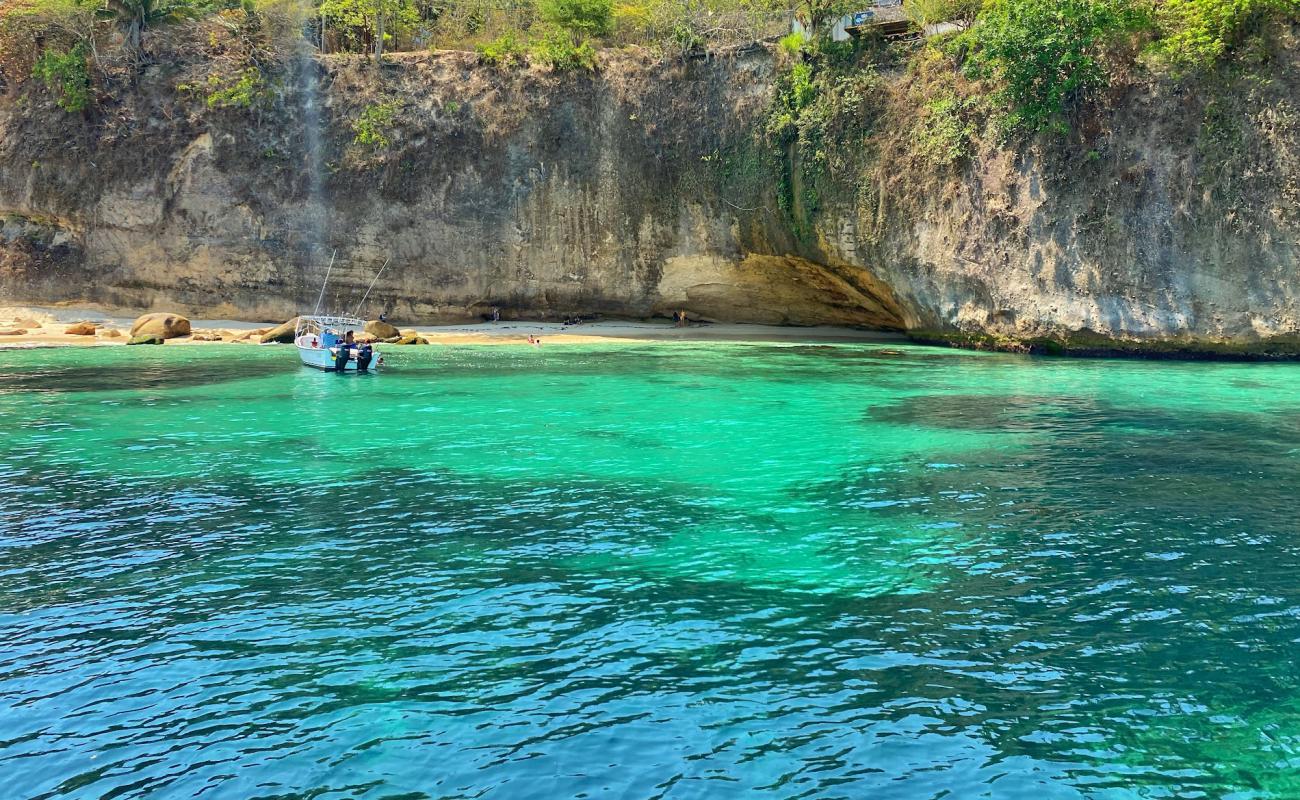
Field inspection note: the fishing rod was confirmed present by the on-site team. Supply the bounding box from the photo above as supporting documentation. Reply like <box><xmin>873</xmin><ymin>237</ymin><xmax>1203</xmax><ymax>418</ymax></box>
<box><xmin>352</xmin><ymin>257</ymin><xmax>391</xmax><ymax>318</ymax></box>
<box><xmin>313</xmin><ymin>249</ymin><xmax>337</xmax><ymax>316</ymax></box>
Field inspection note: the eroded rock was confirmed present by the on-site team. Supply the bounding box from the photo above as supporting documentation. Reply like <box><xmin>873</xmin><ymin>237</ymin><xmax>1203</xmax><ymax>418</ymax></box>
<box><xmin>65</xmin><ymin>322</ymin><xmax>97</xmax><ymax>335</ymax></box>
<box><xmin>365</xmin><ymin>319</ymin><xmax>400</xmax><ymax>339</ymax></box>
<box><xmin>260</xmin><ymin>318</ymin><xmax>299</xmax><ymax>344</ymax></box>
<box><xmin>130</xmin><ymin>313</ymin><xmax>190</xmax><ymax>340</ymax></box>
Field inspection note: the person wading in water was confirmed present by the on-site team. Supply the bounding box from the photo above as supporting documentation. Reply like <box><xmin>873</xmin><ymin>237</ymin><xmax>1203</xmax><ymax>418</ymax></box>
<box><xmin>334</xmin><ymin>330</ymin><xmax>357</xmax><ymax>372</ymax></box>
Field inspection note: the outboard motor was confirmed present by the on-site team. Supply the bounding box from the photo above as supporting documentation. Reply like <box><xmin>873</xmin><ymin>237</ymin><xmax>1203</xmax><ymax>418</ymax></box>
<box><xmin>356</xmin><ymin>343</ymin><xmax>373</xmax><ymax>371</ymax></box>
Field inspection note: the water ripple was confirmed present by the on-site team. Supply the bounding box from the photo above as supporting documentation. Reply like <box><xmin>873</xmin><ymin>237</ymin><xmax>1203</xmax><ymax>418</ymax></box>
<box><xmin>1</xmin><ymin>345</ymin><xmax>1299</xmax><ymax>798</ymax></box>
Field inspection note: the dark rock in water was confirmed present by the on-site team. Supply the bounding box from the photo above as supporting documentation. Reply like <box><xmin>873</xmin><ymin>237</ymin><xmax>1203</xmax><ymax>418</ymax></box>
<box><xmin>130</xmin><ymin>313</ymin><xmax>190</xmax><ymax>339</ymax></box>
<box><xmin>395</xmin><ymin>334</ymin><xmax>429</xmax><ymax>345</ymax></box>
<box><xmin>65</xmin><ymin>322</ymin><xmax>97</xmax><ymax>335</ymax></box>
<box><xmin>366</xmin><ymin>319</ymin><xmax>400</xmax><ymax>339</ymax></box>
<box><xmin>260</xmin><ymin>317</ymin><xmax>299</xmax><ymax>344</ymax></box>
<box><xmin>127</xmin><ymin>335</ymin><xmax>165</xmax><ymax>345</ymax></box>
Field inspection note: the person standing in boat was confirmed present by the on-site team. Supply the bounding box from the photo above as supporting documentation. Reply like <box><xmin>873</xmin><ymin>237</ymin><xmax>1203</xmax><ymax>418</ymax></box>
<box><xmin>334</xmin><ymin>330</ymin><xmax>357</xmax><ymax>371</ymax></box>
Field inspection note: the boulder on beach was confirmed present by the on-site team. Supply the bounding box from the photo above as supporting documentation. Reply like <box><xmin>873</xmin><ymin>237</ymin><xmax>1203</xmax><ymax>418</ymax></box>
<box><xmin>192</xmin><ymin>333</ymin><xmax>223</xmax><ymax>341</ymax></box>
<box><xmin>233</xmin><ymin>328</ymin><xmax>270</xmax><ymax>342</ymax></box>
<box><xmin>127</xmin><ymin>335</ymin><xmax>165</xmax><ymax>345</ymax></box>
<box><xmin>365</xmin><ymin>319</ymin><xmax>400</xmax><ymax>339</ymax></box>
<box><xmin>14</xmin><ymin>318</ymin><xmax>41</xmax><ymax>329</ymax></box>
<box><xmin>65</xmin><ymin>322</ymin><xmax>97</xmax><ymax>336</ymax></box>
<box><xmin>0</xmin><ymin>328</ymin><xmax>27</xmax><ymax>336</ymax></box>
<box><xmin>98</xmin><ymin>328</ymin><xmax>124</xmax><ymax>339</ymax></box>
<box><xmin>130</xmin><ymin>312</ymin><xmax>190</xmax><ymax>340</ymax></box>
<box><xmin>260</xmin><ymin>318</ymin><xmax>299</xmax><ymax>344</ymax></box>
<box><xmin>395</xmin><ymin>334</ymin><xmax>429</xmax><ymax>345</ymax></box>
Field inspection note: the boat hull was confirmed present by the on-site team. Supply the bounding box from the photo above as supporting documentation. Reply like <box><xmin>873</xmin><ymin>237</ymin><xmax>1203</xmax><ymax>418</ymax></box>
<box><xmin>296</xmin><ymin>344</ymin><xmax>380</xmax><ymax>372</ymax></box>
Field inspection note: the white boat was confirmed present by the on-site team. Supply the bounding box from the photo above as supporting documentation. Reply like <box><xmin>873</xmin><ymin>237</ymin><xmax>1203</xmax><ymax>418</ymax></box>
<box><xmin>294</xmin><ymin>315</ymin><xmax>383</xmax><ymax>372</ymax></box>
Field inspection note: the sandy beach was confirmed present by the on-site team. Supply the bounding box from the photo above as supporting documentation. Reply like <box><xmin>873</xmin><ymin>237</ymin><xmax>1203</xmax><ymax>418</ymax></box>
<box><xmin>0</xmin><ymin>305</ymin><xmax>905</xmax><ymax>349</ymax></box>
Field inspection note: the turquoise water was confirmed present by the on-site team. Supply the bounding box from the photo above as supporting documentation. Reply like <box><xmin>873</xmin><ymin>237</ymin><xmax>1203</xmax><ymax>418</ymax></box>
<box><xmin>2</xmin><ymin>342</ymin><xmax>1299</xmax><ymax>799</ymax></box>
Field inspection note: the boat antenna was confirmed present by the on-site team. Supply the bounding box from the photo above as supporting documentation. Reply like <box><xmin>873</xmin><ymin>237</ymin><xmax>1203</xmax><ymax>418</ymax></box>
<box><xmin>352</xmin><ymin>257</ymin><xmax>390</xmax><ymax>318</ymax></box>
<box><xmin>313</xmin><ymin>249</ymin><xmax>337</xmax><ymax>316</ymax></box>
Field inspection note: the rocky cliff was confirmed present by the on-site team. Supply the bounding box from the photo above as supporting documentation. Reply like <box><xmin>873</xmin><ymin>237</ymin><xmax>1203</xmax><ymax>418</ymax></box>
<box><xmin>1</xmin><ymin>25</ymin><xmax>1298</xmax><ymax>355</ymax></box>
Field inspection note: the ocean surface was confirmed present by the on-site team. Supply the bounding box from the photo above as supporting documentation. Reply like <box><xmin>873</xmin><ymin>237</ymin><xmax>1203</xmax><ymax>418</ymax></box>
<box><xmin>1</xmin><ymin>342</ymin><xmax>1298</xmax><ymax>799</ymax></box>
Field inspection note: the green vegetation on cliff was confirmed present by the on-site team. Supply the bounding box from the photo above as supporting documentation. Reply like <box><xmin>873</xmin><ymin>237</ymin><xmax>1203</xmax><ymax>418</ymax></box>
<box><xmin>958</xmin><ymin>0</ymin><xmax>1150</xmax><ymax>133</ymax></box>
<box><xmin>3</xmin><ymin>0</ymin><xmax>1295</xmax><ymax>132</ymax></box>
<box><xmin>31</xmin><ymin>42</ymin><xmax>90</xmax><ymax>111</ymax></box>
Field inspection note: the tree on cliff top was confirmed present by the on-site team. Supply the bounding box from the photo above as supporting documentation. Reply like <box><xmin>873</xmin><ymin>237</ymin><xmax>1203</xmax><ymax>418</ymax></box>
<box><xmin>959</xmin><ymin>0</ymin><xmax>1149</xmax><ymax>133</ymax></box>
<box><xmin>1148</xmin><ymin>0</ymin><xmax>1299</xmax><ymax>69</ymax></box>
<box><xmin>101</xmin><ymin>0</ymin><xmax>200</xmax><ymax>54</ymax></box>
<box><xmin>791</xmin><ymin>0</ymin><xmax>853</xmax><ymax>39</ymax></box>
<box><xmin>319</xmin><ymin>0</ymin><xmax>418</xmax><ymax>60</ymax></box>
<box><xmin>538</xmin><ymin>0</ymin><xmax>613</xmax><ymax>36</ymax></box>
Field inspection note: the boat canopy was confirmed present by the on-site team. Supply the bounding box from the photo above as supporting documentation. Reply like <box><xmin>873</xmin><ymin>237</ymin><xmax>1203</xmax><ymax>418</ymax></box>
<box><xmin>296</xmin><ymin>315</ymin><xmax>368</xmax><ymax>350</ymax></box>
<box><xmin>296</xmin><ymin>315</ymin><xmax>365</xmax><ymax>335</ymax></box>
<box><xmin>297</xmin><ymin>314</ymin><xmax>364</xmax><ymax>330</ymax></box>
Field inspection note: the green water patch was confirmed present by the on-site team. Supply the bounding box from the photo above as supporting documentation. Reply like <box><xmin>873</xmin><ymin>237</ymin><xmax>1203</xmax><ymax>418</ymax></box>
<box><xmin>4</xmin><ymin>342</ymin><xmax>1300</xmax><ymax>798</ymax></box>
<box><xmin>0</xmin><ymin>344</ymin><xmax>292</xmax><ymax>395</ymax></box>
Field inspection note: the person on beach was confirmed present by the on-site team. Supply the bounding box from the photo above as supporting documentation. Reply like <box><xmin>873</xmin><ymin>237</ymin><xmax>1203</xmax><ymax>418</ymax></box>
<box><xmin>491</xmin><ymin>307</ymin><xmax>500</xmax><ymax>323</ymax></box>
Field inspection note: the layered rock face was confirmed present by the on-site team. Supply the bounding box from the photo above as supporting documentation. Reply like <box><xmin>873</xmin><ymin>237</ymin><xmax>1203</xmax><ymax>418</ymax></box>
<box><xmin>0</xmin><ymin>33</ymin><xmax>1297</xmax><ymax>354</ymax></box>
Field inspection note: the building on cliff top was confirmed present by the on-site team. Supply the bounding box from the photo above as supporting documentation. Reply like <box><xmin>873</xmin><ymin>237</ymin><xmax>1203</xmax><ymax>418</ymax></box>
<box><xmin>791</xmin><ymin>0</ymin><xmax>911</xmax><ymax>42</ymax></box>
